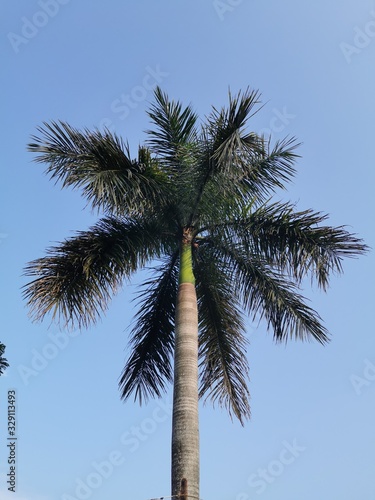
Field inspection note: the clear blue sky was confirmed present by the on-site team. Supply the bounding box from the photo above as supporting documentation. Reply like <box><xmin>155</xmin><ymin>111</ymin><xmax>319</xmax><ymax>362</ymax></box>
<box><xmin>1</xmin><ymin>1</ymin><xmax>374</xmax><ymax>499</ymax></box>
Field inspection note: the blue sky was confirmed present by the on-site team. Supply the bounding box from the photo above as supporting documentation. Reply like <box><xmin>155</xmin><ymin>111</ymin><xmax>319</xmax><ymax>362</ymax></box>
<box><xmin>1</xmin><ymin>1</ymin><xmax>374</xmax><ymax>499</ymax></box>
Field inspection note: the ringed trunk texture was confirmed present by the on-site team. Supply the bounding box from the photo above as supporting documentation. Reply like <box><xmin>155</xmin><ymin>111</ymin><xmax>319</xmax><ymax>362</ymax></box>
<box><xmin>171</xmin><ymin>239</ymin><xmax>199</xmax><ymax>499</ymax></box>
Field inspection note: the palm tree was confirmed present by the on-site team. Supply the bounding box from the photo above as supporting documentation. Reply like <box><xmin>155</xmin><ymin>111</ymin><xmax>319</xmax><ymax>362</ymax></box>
<box><xmin>23</xmin><ymin>87</ymin><xmax>367</xmax><ymax>500</ymax></box>
<box><xmin>0</xmin><ymin>342</ymin><xmax>9</xmax><ymax>375</ymax></box>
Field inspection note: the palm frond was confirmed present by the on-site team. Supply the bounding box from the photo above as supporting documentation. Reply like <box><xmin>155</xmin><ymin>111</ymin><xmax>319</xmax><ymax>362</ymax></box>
<box><xmin>239</xmin><ymin>136</ymin><xmax>299</xmax><ymax>200</ymax></box>
<box><xmin>23</xmin><ymin>216</ymin><xmax>172</xmax><ymax>328</ymax></box>
<box><xmin>188</xmin><ymin>89</ymin><xmax>262</xmax><ymax>218</ymax></box>
<box><xmin>194</xmin><ymin>247</ymin><xmax>251</xmax><ymax>424</ymax></box>
<box><xmin>198</xmin><ymin>135</ymin><xmax>299</xmax><ymax>210</ymax></box>
<box><xmin>119</xmin><ymin>252</ymin><xmax>179</xmax><ymax>404</ymax></box>
<box><xmin>208</xmin><ymin>241</ymin><xmax>329</xmax><ymax>344</ymax></box>
<box><xmin>223</xmin><ymin>202</ymin><xmax>369</xmax><ymax>290</ymax></box>
<box><xmin>147</xmin><ymin>86</ymin><xmax>199</xmax><ymax>166</ymax></box>
<box><xmin>28</xmin><ymin>121</ymin><xmax>168</xmax><ymax>216</ymax></box>
<box><xmin>189</xmin><ymin>91</ymin><xmax>299</xmax><ymax>226</ymax></box>
<box><xmin>206</xmin><ymin>87</ymin><xmax>263</xmax><ymax>168</ymax></box>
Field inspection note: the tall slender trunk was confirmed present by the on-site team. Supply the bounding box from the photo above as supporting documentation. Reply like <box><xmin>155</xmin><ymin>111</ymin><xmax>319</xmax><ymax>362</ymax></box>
<box><xmin>171</xmin><ymin>233</ymin><xmax>199</xmax><ymax>500</ymax></box>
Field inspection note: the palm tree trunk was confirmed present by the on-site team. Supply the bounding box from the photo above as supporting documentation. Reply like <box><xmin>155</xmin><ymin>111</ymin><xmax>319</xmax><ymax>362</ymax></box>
<box><xmin>171</xmin><ymin>234</ymin><xmax>199</xmax><ymax>500</ymax></box>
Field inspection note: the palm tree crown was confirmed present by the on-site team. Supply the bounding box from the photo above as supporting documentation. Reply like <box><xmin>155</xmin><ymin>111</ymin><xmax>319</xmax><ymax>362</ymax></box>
<box><xmin>23</xmin><ymin>87</ymin><xmax>367</xmax><ymax>499</ymax></box>
<box><xmin>24</xmin><ymin>87</ymin><xmax>367</xmax><ymax>422</ymax></box>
